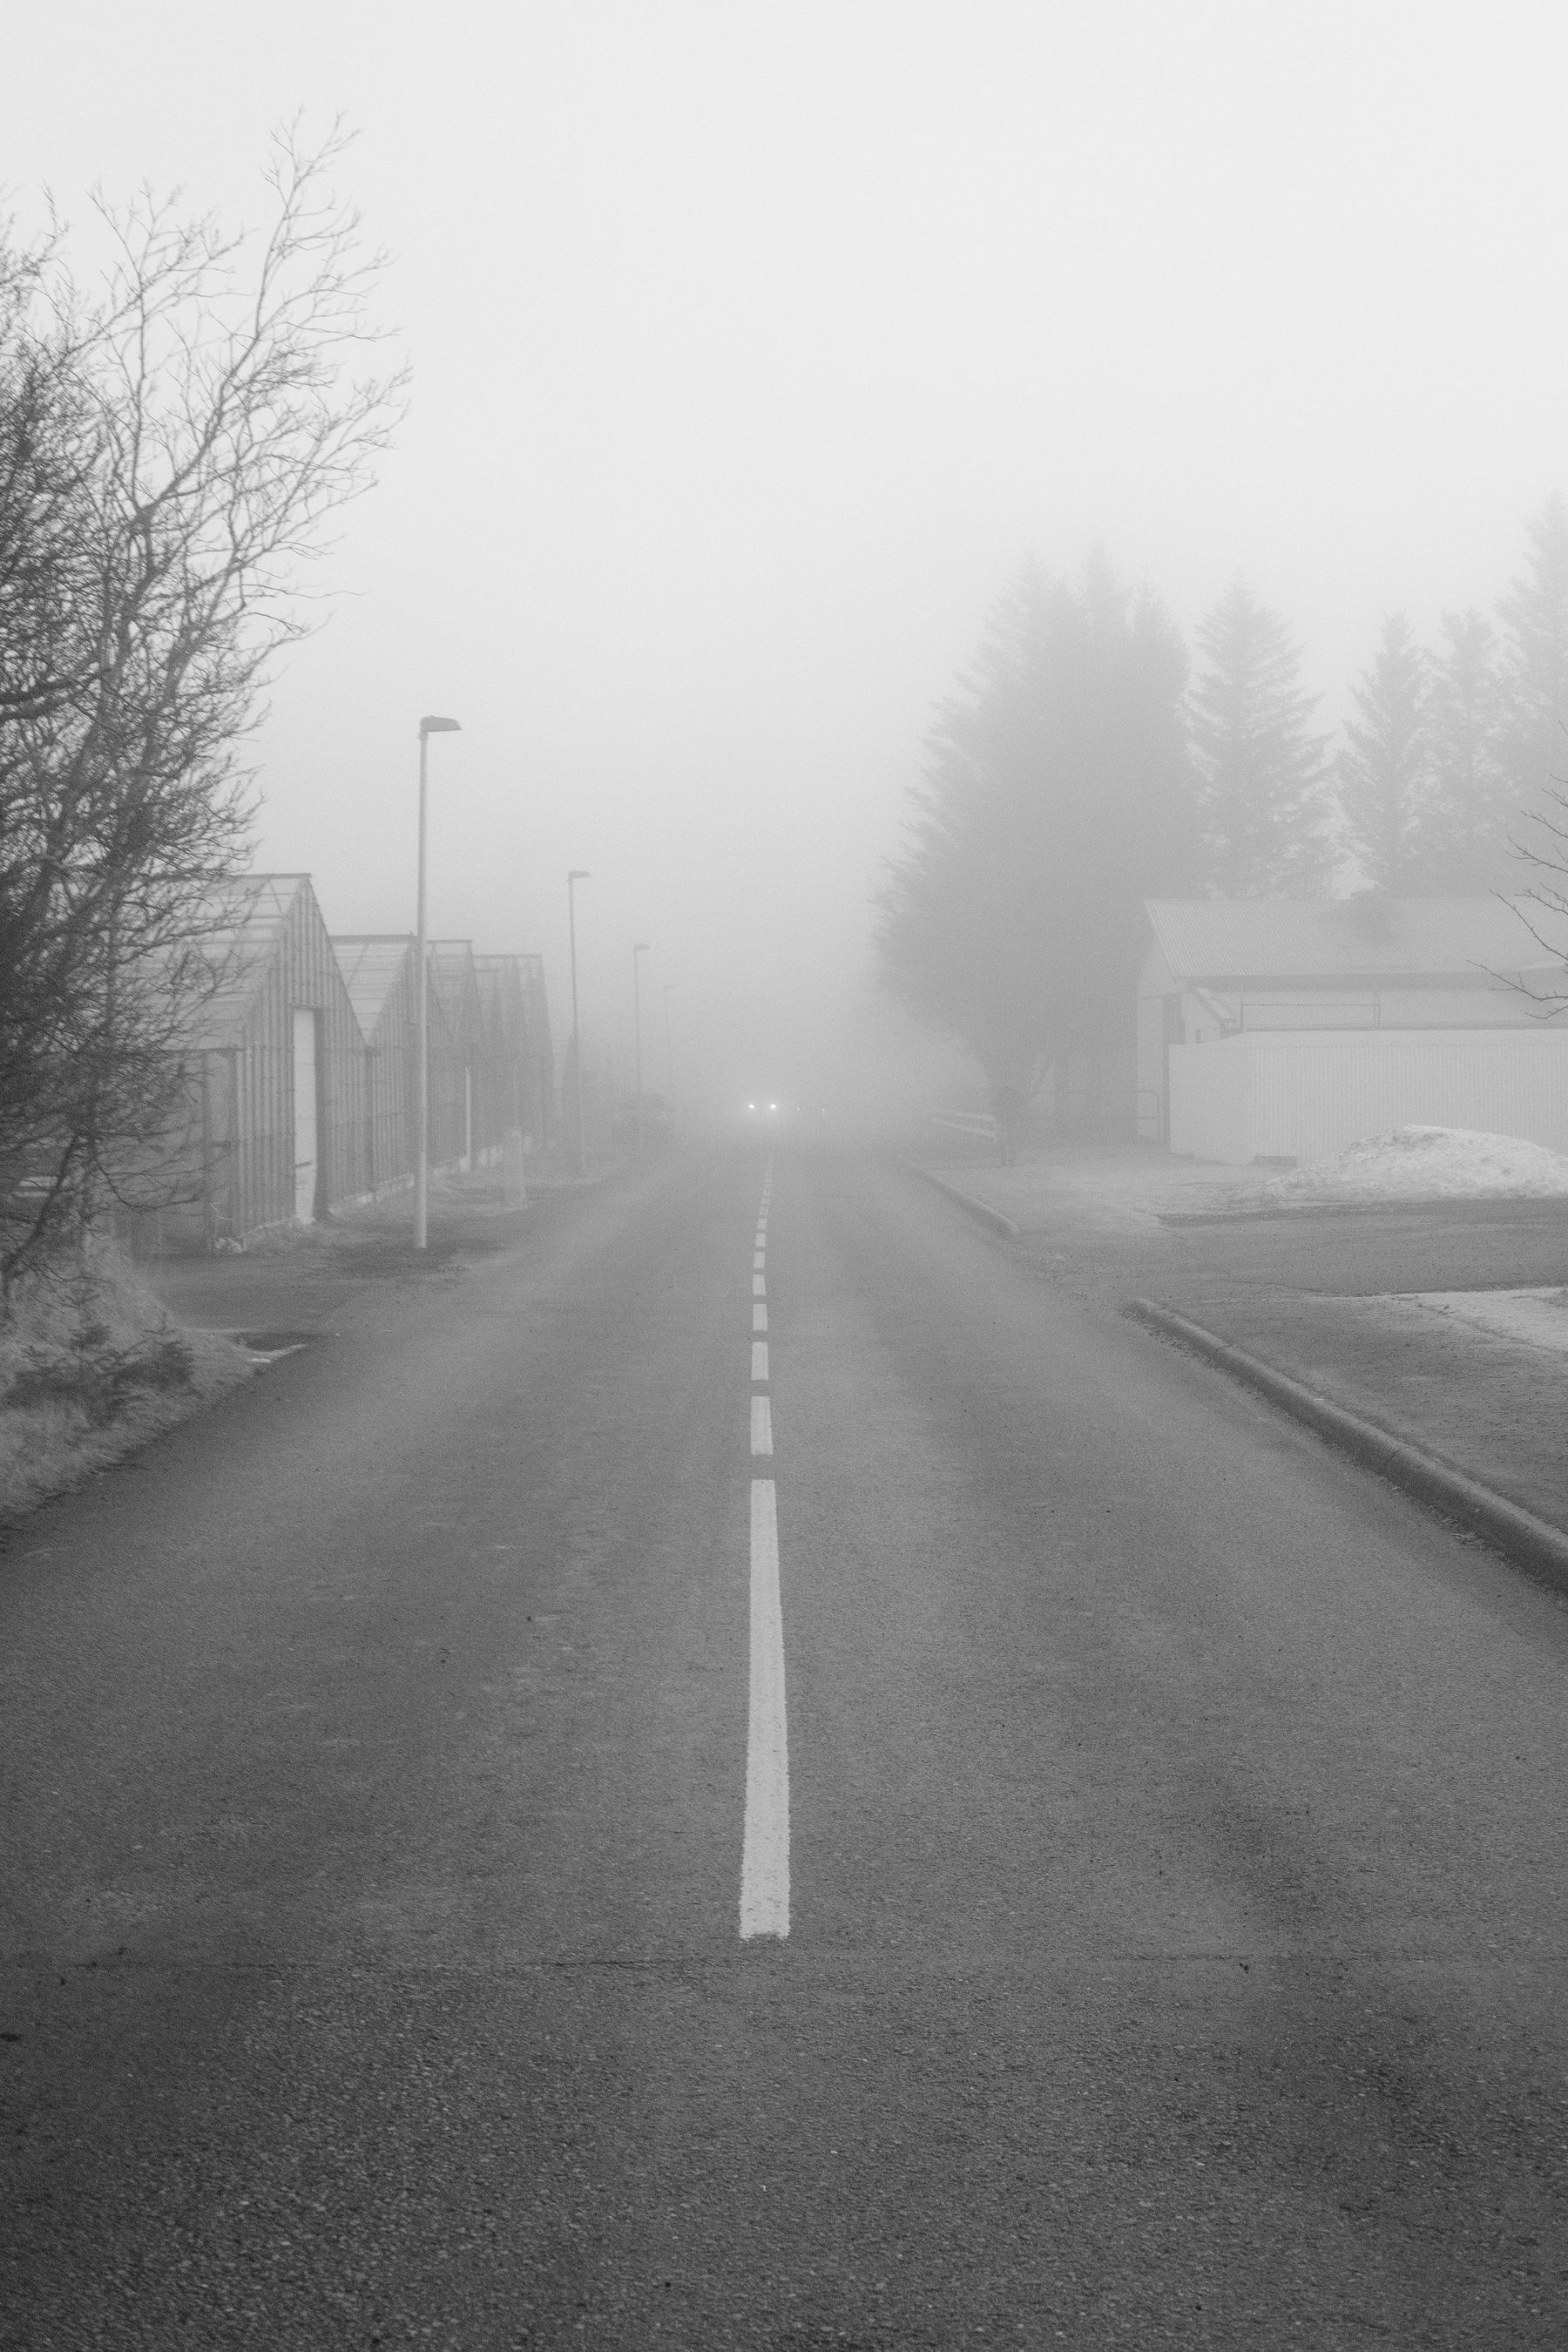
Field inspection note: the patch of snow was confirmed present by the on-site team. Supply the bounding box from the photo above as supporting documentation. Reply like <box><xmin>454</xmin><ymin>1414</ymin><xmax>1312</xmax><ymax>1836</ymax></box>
<box><xmin>1264</xmin><ymin>1125</ymin><xmax>1568</xmax><ymax>1204</ymax></box>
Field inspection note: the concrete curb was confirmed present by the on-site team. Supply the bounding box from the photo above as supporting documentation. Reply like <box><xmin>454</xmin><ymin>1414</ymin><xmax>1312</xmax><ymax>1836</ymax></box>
<box><xmin>905</xmin><ymin>1164</ymin><xmax>1020</xmax><ymax>1241</ymax></box>
<box><xmin>1124</xmin><ymin>1298</ymin><xmax>1568</xmax><ymax>1598</ymax></box>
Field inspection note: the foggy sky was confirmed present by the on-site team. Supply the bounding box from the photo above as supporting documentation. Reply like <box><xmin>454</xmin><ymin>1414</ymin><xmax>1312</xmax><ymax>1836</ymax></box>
<box><xmin>5</xmin><ymin>2</ymin><xmax>1567</xmax><ymax>1110</ymax></box>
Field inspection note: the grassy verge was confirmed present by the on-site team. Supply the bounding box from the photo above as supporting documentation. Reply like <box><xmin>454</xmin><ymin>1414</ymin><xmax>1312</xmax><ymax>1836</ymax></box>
<box><xmin>0</xmin><ymin>1240</ymin><xmax>253</xmax><ymax>1525</ymax></box>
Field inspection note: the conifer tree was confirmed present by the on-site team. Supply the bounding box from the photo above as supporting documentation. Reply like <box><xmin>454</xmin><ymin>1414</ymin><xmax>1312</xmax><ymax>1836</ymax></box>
<box><xmin>1497</xmin><ymin>493</ymin><xmax>1568</xmax><ymax>823</ymax></box>
<box><xmin>1425</xmin><ymin>607</ymin><xmax>1511</xmax><ymax>883</ymax></box>
<box><xmin>877</xmin><ymin>553</ymin><xmax>1195</xmax><ymax>1122</ymax></box>
<box><xmin>1188</xmin><ymin>578</ymin><xmax>1332</xmax><ymax>894</ymax></box>
<box><xmin>1335</xmin><ymin>612</ymin><xmax>1435</xmax><ymax>891</ymax></box>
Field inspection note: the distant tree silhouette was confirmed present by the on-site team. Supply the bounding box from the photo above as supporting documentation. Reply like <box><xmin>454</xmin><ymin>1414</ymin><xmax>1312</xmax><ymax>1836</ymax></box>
<box><xmin>1423</xmin><ymin>607</ymin><xmax>1511</xmax><ymax>884</ymax></box>
<box><xmin>1497</xmin><ymin>493</ymin><xmax>1568</xmax><ymax>827</ymax></box>
<box><xmin>877</xmin><ymin>552</ymin><xmax>1195</xmax><ymax>1129</ymax></box>
<box><xmin>1336</xmin><ymin>612</ymin><xmax>1436</xmax><ymax>890</ymax></box>
<box><xmin>1189</xmin><ymin>578</ymin><xmax>1333</xmax><ymax>894</ymax></box>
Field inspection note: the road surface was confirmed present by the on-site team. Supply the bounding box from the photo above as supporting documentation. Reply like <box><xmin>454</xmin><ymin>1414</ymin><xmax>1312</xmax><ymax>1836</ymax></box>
<box><xmin>4</xmin><ymin>1143</ymin><xmax>1567</xmax><ymax>2346</ymax></box>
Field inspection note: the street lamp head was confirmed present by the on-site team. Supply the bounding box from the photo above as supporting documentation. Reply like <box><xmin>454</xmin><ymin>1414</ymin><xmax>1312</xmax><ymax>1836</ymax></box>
<box><xmin>419</xmin><ymin>714</ymin><xmax>462</xmax><ymax>736</ymax></box>
<box><xmin>568</xmin><ymin>868</ymin><xmax>591</xmax><ymax>884</ymax></box>
<box><xmin>633</xmin><ymin>940</ymin><xmax>651</xmax><ymax>955</ymax></box>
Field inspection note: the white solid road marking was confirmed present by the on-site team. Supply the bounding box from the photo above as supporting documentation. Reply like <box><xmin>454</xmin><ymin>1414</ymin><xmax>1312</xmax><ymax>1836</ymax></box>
<box><xmin>752</xmin><ymin>1341</ymin><xmax>769</xmax><ymax>1382</ymax></box>
<box><xmin>751</xmin><ymin>1395</ymin><xmax>774</xmax><ymax>1454</ymax></box>
<box><xmin>740</xmin><ymin>1477</ymin><xmax>789</xmax><ymax>1939</ymax></box>
<box><xmin>754</xmin><ymin>1304</ymin><xmax>767</xmax><ymax>1332</ymax></box>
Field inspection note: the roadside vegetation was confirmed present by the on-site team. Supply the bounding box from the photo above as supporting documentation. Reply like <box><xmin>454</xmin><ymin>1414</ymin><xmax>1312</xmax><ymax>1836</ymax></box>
<box><xmin>0</xmin><ymin>122</ymin><xmax>402</xmax><ymax>1308</ymax></box>
<box><xmin>0</xmin><ymin>1244</ymin><xmax>252</xmax><ymax>1524</ymax></box>
<box><xmin>0</xmin><ymin>126</ymin><xmax>400</xmax><ymax>1511</ymax></box>
<box><xmin>878</xmin><ymin>499</ymin><xmax>1568</xmax><ymax>1116</ymax></box>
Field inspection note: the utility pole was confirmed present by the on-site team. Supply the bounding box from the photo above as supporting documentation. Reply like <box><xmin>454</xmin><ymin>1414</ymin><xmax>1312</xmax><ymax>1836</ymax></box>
<box><xmin>567</xmin><ymin>869</ymin><xmax>590</xmax><ymax>1177</ymax></box>
<box><xmin>415</xmin><ymin>714</ymin><xmax>461</xmax><ymax>1249</ymax></box>
<box><xmin>632</xmin><ymin>942</ymin><xmax>651</xmax><ymax>1151</ymax></box>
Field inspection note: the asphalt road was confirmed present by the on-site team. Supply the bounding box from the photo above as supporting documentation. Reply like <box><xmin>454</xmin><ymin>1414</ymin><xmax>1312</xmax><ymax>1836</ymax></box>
<box><xmin>4</xmin><ymin>1142</ymin><xmax>1568</xmax><ymax>2348</ymax></box>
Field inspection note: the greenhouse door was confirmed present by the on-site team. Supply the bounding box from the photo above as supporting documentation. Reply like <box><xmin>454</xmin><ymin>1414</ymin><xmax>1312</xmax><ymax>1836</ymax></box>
<box><xmin>293</xmin><ymin>1010</ymin><xmax>320</xmax><ymax>1223</ymax></box>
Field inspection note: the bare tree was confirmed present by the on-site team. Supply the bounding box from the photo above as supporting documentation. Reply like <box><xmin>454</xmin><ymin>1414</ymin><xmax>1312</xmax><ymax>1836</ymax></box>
<box><xmin>0</xmin><ymin>125</ymin><xmax>404</xmax><ymax>1301</ymax></box>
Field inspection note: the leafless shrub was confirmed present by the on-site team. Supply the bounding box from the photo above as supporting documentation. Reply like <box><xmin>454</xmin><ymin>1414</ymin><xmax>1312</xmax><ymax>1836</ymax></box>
<box><xmin>0</xmin><ymin>123</ymin><xmax>404</xmax><ymax>1304</ymax></box>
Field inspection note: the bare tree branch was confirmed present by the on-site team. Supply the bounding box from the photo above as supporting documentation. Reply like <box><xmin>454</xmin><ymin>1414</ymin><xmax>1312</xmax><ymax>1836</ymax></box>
<box><xmin>0</xmin><ymin>125</ymin><xmax>405</xmax><ymax>1300</ymax></box>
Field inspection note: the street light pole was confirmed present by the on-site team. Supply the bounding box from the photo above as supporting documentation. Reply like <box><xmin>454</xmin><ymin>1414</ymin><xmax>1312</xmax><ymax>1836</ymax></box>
<box><xmin>567</xmin><ymin>869</ymin><xmax>591</xmax><ymax>1178</ymax></box>
<box><xmin>663</xmin><ymin>983</ymin><xmax>674</xmax><ymax>1113</ymax></box>
<box><xmin>415</xmin><ymin>714</ymin><xmax>462</xmax><ymax>1251</ymax></box>
<box><xmin>632</xmin><ymin>941</ymin><xmax>651</xmax><ymax>1152</ymax></box>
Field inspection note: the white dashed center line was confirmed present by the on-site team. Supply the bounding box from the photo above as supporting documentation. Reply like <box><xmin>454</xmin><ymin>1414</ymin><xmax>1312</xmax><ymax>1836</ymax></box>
<box><xmin>740</xmin><ymin>1153</ymin><xmax>788</xmax><ymax>1940</ymax></box>
<box><xmin>741</xmin><ymin>1477</ymin><xmax>788</xmax><ymax>1939</ymax></box>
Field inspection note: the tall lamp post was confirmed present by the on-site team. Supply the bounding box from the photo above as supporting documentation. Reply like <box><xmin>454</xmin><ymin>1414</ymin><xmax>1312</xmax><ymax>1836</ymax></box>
<box><xmin>566</xmin><ymin>869</ymin><xmax>591</xmax><ymax>1177</ymax></box>
<box><xmin>663</xmin><ymin>983</ymin><xmax>675</xmax><ymax>1114</ymax></box>
<box><xmin>415</xmin><ymin>713</ymin><xmax>462</xmax><ymax>1251</ymax></box>
<box><xmin>632</xmin><ymin>941</ymin><xmax>651</xmax><ymax>1152</ymax></box>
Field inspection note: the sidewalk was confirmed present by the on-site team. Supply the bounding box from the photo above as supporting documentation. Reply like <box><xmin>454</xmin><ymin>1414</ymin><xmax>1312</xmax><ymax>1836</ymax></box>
<box><xmin>917</xmin><ymin>1145</ymin><xmax>1568</xmax><ymax>1561</ymax></box>
<box><xmin>913</xmin><ymin>1143</ymin><xmax>1276</xmax><ymax>1233</ymax></box>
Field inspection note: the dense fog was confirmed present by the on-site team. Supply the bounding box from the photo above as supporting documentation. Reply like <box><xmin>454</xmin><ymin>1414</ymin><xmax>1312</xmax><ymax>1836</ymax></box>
<box><xmin>5</xmin><ymin>1</ymin><xmax>1567</xmax><ymax>1120</ymax></box>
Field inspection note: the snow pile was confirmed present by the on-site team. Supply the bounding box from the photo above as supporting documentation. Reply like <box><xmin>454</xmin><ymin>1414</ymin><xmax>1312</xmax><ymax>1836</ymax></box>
<box><xmin>1266</xmin><ymin>1125</ymin><xmax>1568</xmax><ymax>1204</ymax></box>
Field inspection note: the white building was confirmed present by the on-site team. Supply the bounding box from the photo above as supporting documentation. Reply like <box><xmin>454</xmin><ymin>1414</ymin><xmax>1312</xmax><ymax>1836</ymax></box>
<box><xmin>1138</xmin><ymin>896</ymin><xmax>1568</xmax><ymax>1163</ymax></box>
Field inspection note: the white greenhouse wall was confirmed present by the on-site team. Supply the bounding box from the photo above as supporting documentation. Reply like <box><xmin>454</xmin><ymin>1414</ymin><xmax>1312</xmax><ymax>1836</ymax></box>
<box><xmin>1168</xmin><ymin>1029</ymin><xmax>1568</xmax><ymax>1166</ymax></box>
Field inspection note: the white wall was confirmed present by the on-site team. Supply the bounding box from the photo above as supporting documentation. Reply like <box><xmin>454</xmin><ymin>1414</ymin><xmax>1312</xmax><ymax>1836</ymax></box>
<box><xmin>1168</xmin><ymin>1029</ymin><xmax>1568</xmax><ymax>1166</ymax></box>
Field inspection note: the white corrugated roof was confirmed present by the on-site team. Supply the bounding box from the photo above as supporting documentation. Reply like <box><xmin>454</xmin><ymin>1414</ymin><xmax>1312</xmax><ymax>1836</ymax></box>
<box><xmin>1146</xmin><ymin>896</ymin><xmax>1568</xmax><ymax>984</ymax></box>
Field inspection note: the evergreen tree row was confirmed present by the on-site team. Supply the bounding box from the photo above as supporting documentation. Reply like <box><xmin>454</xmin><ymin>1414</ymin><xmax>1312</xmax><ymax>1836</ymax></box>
<box><xmin>1198</xmin><ymin>493</ymin><xmax>1568</xmax><ymax>895</ymax></box>
<box><xmin>877</xmin><ymin>497</ymin><xmax>1568</xmax><ymax>1105</ymax></box>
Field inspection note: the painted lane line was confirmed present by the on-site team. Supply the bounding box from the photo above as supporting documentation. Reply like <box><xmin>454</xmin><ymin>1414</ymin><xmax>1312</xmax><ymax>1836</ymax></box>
<box><xmin>751</xmin><ymin>1395</ymin><xmax>774</xmax><ymax>1455</ymax></box>
<box><xmin>740</xmin><ymin>1477</ymin><xmax>789</xmax><ymax>1939</ymax></box>
<box><xmin>754</xmin><ymin>1250</ymin><xmax>766</xmax><ymax>1270</ymax></box>
<box><xmin>754</xmin><ymin>1274</ymin><xmax>766</xmax><ymax>1296</ymax></box>
<box><xmin>752</xmin><ymin>1341</ymin><xmax>769</xmax><ymax>1382</ymax></box>
<box><xmin>754</xmin><ymin>1304</ymin><xmax>767</xmax><ymax>1332</ymax></box>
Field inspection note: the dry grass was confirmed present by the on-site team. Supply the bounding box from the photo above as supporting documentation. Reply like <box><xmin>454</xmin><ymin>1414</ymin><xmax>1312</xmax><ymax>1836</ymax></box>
<box><xmin>0</xmin><ymin>1240</ymin><xmax>253</xmax><ymax>1524</ymax></box>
